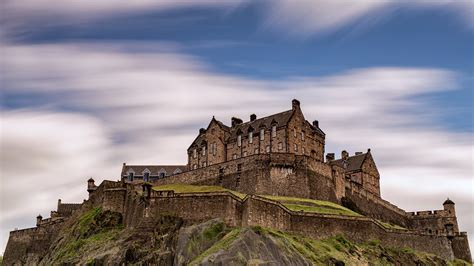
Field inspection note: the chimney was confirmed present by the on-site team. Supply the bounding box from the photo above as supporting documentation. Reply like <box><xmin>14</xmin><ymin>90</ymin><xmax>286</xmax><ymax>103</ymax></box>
<box><xmin>36</xmin><ymin>214</ymin><xmax>42</xmax><ymax>226</ymax></box>
<box><xmin>341</xmin><ymin>150</ymin><xmax>349</xmax><ymax>161</ymax></box>
<box><xmin>326</xmin><ymin>153</ymin><xmax>335</xmax><ymax>162</ymax></box>
<box><xmin>292</xmin><ymin>99</ymin><xmax>300</xmax><ymax>110</ymax></box>
<box><xmin>231</xmin><ymin>117</ymin><xmax>243</xmax><ymax>127</ymax></box>
<box><xmin>250</xmin><ymin>114</ymin><xmax>257</xmax><ymax>122</ymax></box>
<box><xmin>199</xmin><ymin>128</ymin><xmax>206</xmax><ymax>134</ymax></box>
<box><xmin>355</xmin><ymin>152</ymin><xmax>363</xmax><ymax>155</ymax></box>
<box><xmin>312</xmin><ymin>120</ymin><xmax>319</xmax><ymax>128</ymax></box>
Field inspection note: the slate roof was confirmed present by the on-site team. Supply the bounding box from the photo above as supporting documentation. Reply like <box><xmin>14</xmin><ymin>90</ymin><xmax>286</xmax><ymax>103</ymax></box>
<box><xmin>228</xmin><ymin>109</ymin><xmax>294</xmax><ymax>140</ymax></box>
<box><xmin>122</xmin><ymin>165</ymin><xmax>187</xmax><ymax>176</ymax></box>
<box><xmin>330</xmin><ymin>153</ymin><xmax>368</xmax><ymax>172</ymax></box>
<box><xmin>443</xmin><ymin>198</ymin><xmax>455</xmax><ymax>205</ymax></box>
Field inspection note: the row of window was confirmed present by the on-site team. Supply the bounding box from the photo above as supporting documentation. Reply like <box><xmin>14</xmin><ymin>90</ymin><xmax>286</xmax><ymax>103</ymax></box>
<box><xmin>238</xmin><ymin>126</ymin><xmax>277</xmax><ymax>147</ymax></box>
<box><xmin>127</xmin><ymin>172</ymin><xmax>165</xmax><ymax>182</ymax></box>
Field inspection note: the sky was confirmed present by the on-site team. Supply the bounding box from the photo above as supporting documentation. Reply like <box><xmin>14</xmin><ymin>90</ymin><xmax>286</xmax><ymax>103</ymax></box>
<box><xmin>1</xmin><ymin>0</ymin><xmax>473</xmax><ymax>255</ymax></box>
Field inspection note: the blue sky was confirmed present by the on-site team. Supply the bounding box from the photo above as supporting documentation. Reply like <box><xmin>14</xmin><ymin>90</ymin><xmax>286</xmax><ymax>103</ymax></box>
<box><xmin>1</xmin><ymin>0</ymin><xmax>473</xmax><ymax>254</ymax></box>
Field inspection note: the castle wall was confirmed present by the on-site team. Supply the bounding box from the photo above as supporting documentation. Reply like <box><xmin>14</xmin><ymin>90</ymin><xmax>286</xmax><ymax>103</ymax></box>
<box><xmin>143</xmin><ymin>191</ymin><xmax>459</xmax><ymax>261</ymax></box>
<box><xmin>343</xmin><ymin>183</ymin><xmax>408</xmax><ymax>227</ymax></box>
<box><xmin>149</xmin><ymin>192</ymin><xmax>242</xmax><ymax>227</ymax></box>
<box><xmin>3</xmin><ymin>220</ymin><xmax>64</xmax><ymax>265</ymax></box>
<box><xmin>451</xmin><ymin>233</ymin><xmax>472</xmax><ymax>263</ymax></box>
<box><xmin>287</xmin><ymin>108</ymin><xmax>324</xmax><ymax>161</ymax></box>
<box><xmin>406</xmin><ymin>209</ymin><xmax>459</xmax><ymax>235</ymax></box>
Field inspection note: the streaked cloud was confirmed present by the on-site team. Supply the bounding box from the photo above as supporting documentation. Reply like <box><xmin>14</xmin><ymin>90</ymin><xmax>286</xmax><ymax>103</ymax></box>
<box><xmin>1</xmin><ymin>42</ymin><xmax>472</xmax><ymax>253</ymax></box>
<box><xmin>262</xmin><ymin>0</ymin><xmax>474</xmax><ymax>37</ymax></box>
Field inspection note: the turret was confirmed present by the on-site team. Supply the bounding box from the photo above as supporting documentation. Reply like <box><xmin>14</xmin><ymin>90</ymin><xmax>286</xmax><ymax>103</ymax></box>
<box><xmin>443</xmin><ymin>198</ymin><xmax>456</xmax><ymax>216</ymax></box>
<box><xmin>36</xmin><ymin>214</ymin><xmax>42</xmax><ymax>226</ymax></box>
<box><xmin>87</xmin><ymin>178</ymin><xmax>97</xmax><ymax>194</ymax></box>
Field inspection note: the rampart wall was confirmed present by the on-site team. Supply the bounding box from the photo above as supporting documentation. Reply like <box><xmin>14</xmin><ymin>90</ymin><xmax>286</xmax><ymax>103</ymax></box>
<box><xmin>143</xmin><ymin>190</ymin><xmax>464</xmax><ymax>261</ymax></box>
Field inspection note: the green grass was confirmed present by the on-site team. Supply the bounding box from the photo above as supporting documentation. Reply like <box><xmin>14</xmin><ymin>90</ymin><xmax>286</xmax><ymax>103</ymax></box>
<box><xmin>377</xmin><ymin>220</ymin><xmax>408</xmax><ymax>231</ymax></box>
<box><xmin>190</xmin><ymin>228</ymin><xmax>242</xmax><ymax>265</ymax></box>
<box><xmin>153</xmin><ymin>184</ymin><xmax>246</xmax><ymax>199</ymax></box>
<box><xmin>261</xmin><ymin>195</ymin><xmax>362</xmax><ymax>217</ymax></box>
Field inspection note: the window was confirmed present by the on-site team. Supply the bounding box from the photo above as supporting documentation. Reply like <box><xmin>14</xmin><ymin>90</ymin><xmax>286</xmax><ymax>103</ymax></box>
<box><xmin>302</xmin><ymin>147</ymin><xmax>305</xmax><ymax>155</ymax></box>
<box><xmin>266</xmin><ymin>145</ymin><xmax>270</xmax><ymax>153</ymax></box>
<box><xmin>272</xmin><ymin>125</ymin><xmax>277</xmax><ymax>137</ymax></box>
<box><xmin>193</xmin><ymin>164</ymin><xmax>197</xmax><ymax>170</ymax></box>
<box><xmin>249</xmin><ymin>131</ymin><xmax>253</xmax><ymax>144</ymax></box>
<box><xmin>278</xmin><ymin>142</ymin><xmax>283</xmax><ymax>150</ymax></box>
<box><xmin>193</xmin><ymin>149</ymin><xmax>197</xmax><ymax>158</ymax></box>
<box><xmin>260</xmin><ymin>129</ymin><xmax>265</xmax><ymax>141</ymax></box>
<box><xmin>128</xmin><ymin>173</ymin><xmax>134</xmax><ymax>182</ymax></box>
<box><xmin>237</xmin><ymin>135</ymin><xmax>242</xmax><ymax>147</ymax></box>
<box><xmin>293</xmin><ymin>128</ymin><xmax>296</xmax><ymax>137</ymax></box>
<box><xmin>212</xmin><ymin>142</ymin><xmax>217</xmax><ymax>156</ymax></box>
<box><xmin>254</xmin><ymin>148</ymin><xmax>259</xmax><ymax>154</ymax></box>
<box><xmin>237</xmin><ymin>164</ymin><xmax>242</xmax><ymax>172</ymax></box>
<box><xmin>233</xmin><ymin>154</ymin><xmax>237</xmax><ymax>160</ymax></box>
<box><xmin>294</xmin><ymin>144</ymin><xmax>298</xmax><ymax>152</ymax></box>
<box><xmin>143</xmin><ymin>172</ymin><xmax>149</xmax><ymax>182</ymax></box>
<box><xmin>202</xmin><ymin>161</ymin><xmax>207</xmax><ymax>167</ymax></box>
<box><xmin>243</xmin><ymin>151</ymin><xmax>248</xmax><ymax>157</ymax></box>
<box><xmin>159</xmin><ymin>172</ymin><xmax>165</xmax><ymax>178</ymax></box>
<box><xmin>301</xmin><ymin>131</ymin><xmax>305</xmax><ymax>141</ymax></box>
<box><xmin>202</xmin><ymin>146</ymin><xmax>206</xmax><ymax>155</ymax></box>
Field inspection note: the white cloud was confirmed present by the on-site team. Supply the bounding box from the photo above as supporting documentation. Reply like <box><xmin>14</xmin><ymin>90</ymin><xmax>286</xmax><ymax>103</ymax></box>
<box><xmin>262</xmin><ymin>0</ymin><xmax>474</xmax><ymax>37</ymax></box>
<box><xmin>1</xmin><ymin>43</ymin><xmax>472</xmax><ymax>254</ymax></box>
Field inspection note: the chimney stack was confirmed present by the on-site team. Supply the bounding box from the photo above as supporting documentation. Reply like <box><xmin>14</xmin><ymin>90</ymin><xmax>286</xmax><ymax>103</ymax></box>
<box><xmin>231</xmin><ymin>117</ymin><xmax>243</xmax><ymax>127</ymax></box>
<box><xmin>326</xmin><ymin>153</ymin><xmax>335</xmax><ymax>162</ymax></box>
<box><xmin>341</xmin><ymin>150</ymin><xmax>349</xmax><ymax>161</ymax></box>
<box><xmin>250</xmin><ymin>114</ymin><xmax>257</xmax><ymax>122</ymax></box>
<box><xmin>36</xmin><ymin>214</ymin><xmax>42</xmax><ymax>226</ymax></box>
<box><xmin>312</xmin><ymin>120</ymin><xmax>319</xmax><ymax>128</ymax></box>
<box><xmin>199</xmin><ymin>128</ymin><xmax>206</xmax><ymax>134</ymax></box>
<box><xmin>292</xmin><ymin>99</ymin><xmax>300</xmax><ymax>110</ymax></box>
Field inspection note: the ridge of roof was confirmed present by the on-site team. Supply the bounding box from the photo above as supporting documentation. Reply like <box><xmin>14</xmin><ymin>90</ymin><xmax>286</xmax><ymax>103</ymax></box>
<box><xmin>330</xmin><ymin>152</ymin><xmax>368</xmax><ymax>172</ymax></box>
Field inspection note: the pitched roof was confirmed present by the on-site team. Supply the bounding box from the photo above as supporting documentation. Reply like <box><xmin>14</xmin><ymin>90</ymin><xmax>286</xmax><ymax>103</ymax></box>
<box><xmin>228</xmin><ymin>109</ymin><xmax>294</xmax><ymax>140</ymax></box>
<box><xmin>330</xmin><ymin>153</ymin><xmax>368</xmax><ymax>172</ymax></box>
<box><xmin>121</xmin><ymin>165</ymin><xmax>187</xmax><ymax>176</ymax></box>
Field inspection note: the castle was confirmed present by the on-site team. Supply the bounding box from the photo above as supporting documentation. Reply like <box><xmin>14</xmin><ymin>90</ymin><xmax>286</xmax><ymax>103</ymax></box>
<box><xmin>4</xmin><ymin>99</ymin><xmax>472</xmax><ymax>264</ymax></box>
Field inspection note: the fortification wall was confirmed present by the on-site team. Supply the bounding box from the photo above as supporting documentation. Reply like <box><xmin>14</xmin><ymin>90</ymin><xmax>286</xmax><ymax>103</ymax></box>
<box><xmin>149</xmin><ymin>192</ymin><xmax>242</xmax><ymax>227</ymax></box>
<box><xmin>451</xmin><ymin>233</ymin><xmax>472</xmax><ymax>263</ymax></box>
<box><xmin>406</xmin><ymin>210</ymin><xmax>459</xmax><ymax>234</ymax></box>
<box><xmin>143</xmin><ymin>191</ymin><xmax>463</xmax><ymax>261</ymax></box>
<box><xmin>3</xmin><ymin>221</ymin><xmax>64</xmax><ymax>265</ymax></box>
<box><xmin>343</xmin><ymin>183</ymin><xmax>408</xmax><ymax>227</ymax></box>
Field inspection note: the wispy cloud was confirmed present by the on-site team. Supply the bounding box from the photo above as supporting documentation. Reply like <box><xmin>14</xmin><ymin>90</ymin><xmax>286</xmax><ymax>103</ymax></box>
<box><xmin>1</xmin><ymin>42</ymin><xmax>472</xmax><ymax>253</ymax></box>
<box><xmin>262</xmin><ymin>0</ymin><xmax>474</xmax><ymax>38</ymax></box>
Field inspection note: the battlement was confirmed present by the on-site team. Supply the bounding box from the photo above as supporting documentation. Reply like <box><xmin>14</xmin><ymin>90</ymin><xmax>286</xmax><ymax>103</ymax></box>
<box><xmin>407</xmin><ymin>209</ymin><xmax>448</xmax><ymax>217</ymax></box>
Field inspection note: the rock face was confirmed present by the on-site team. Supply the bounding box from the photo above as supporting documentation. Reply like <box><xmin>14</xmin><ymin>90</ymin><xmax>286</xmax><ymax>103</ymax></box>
<box><xmin>6</xmin><ymin>205</ymin><xmax>469</xmax><ymax>266</ymax></box>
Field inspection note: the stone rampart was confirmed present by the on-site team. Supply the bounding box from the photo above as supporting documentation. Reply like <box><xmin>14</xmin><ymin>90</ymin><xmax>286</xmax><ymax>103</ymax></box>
<box><xmin>144</xmin><ymin>190</ymin><xmax>460</xmax><ymax>261</ymax></box>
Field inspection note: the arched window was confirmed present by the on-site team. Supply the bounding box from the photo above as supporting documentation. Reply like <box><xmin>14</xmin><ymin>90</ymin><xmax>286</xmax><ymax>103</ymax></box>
<box><xmin>260</xmin><ymin>128</ymin><xmax>265</xmax><ymax>141</ymax></box>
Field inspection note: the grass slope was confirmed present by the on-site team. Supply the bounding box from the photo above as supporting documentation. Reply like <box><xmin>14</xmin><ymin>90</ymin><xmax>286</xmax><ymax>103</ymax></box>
<box><xmin>153</xmin><ymin>184</ymin><xmax>246</xmax><ymax>199</ymax></box>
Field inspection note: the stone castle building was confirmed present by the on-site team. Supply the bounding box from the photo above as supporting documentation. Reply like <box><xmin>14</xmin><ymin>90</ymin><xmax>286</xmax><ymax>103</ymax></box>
<box><xmin>4</xmin><ymin>99</ymin><xmax>471</xmax><ymax>264</ymax></box>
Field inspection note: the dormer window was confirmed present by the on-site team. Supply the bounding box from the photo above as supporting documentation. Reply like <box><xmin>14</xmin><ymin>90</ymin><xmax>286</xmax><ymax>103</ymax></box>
<box><xmin>249</xmin><ymin>131</ymin><xmax>253</xmax><ymax>144</ymax></box>
<box><xmin>237</xmin><ymin>135</ymin><xmax>242</xmax><ymax>147</ymax></box>
<box><xmin>272</xmin><ymin>125</ymin><xmax>277</xmax><ymax>138</ymax></box>
<box><xmin>158</xmin><ymin>169</ymin><xmax>167</xmax><ymax>178</ymax></box>
<box><xmin>143</xmin><ymin>172</ymin><xmax>149</xmax><ymax>182</ymax></box>
<box><xmin>128</xmin><ymin>172</ymin><xmax>134</xmax><ymax>182</ymax></box>
<box><xmin>260</xmin><ymin>129</ymin><xmax>265</xmax><ymax>141</ymax></box>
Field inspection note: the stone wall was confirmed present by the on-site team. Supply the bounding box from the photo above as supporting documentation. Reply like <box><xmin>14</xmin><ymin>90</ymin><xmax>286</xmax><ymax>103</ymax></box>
<box><xmin>142</xmin><ymin>191</ymin><xmax>463</xmax><ymax>261</ymax></box>
<box><xmin>3</xmin><ymin>220</ymin><xmax>64</xmax><ymax>265</ymax></box>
